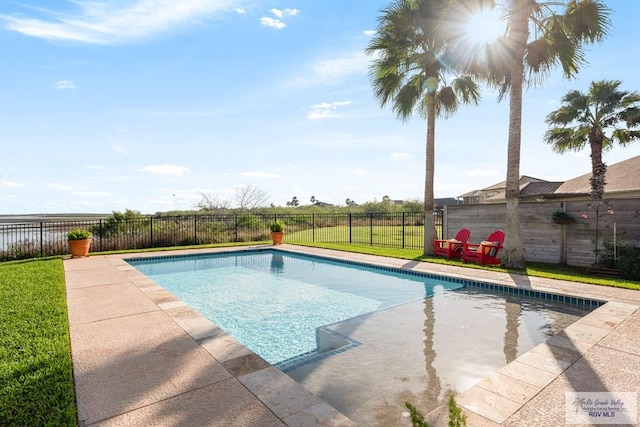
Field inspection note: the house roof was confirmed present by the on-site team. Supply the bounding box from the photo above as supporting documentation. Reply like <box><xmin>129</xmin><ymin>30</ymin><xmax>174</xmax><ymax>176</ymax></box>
<box><xmin>554</xmin><ymin>155</ymin><xmax>640</xmax><ymax>195</ymax></box>
<box><xmin>458</xmin><ymin>155</ymin><xmax>640</xmax><ymax>202</ymax></box>
<box><xmin>482</xmin><ymin>175</ymin><xmax>547</xmax><ymax>191</ymax></box>
<box><xmin>458</xmin><ymin>176</ymin><xmax>549</xmax><ymax>199</ymax></box>
<box><xmin>520</xmin><ymin>181</ymin><xmax>564</xmax><ymax>197</ymax></box>
<box><xmin>458</xmin><ymin>189</ymin><xmax>484</xmax><ymax>198</ymax></box>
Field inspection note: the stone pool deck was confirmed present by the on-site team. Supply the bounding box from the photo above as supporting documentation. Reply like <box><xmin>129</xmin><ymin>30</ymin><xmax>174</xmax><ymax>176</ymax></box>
<box><xmin>63</xmin><ymin>245</ymin><xmax>640</xmax><ymax>426</ymax></box>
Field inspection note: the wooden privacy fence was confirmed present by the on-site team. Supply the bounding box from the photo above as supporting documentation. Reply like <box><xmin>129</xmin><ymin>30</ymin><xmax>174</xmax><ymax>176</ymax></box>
<box><xmin>443</xmin><ymin>198</ymin><xmax>640</xmax><ymax>267</ymax></box>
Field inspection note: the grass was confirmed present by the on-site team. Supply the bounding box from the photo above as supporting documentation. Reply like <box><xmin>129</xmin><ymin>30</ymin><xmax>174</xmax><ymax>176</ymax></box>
<box><xmin>0</xmin><ymin>258</ymin><xmax>76</xmax><ymax>426</ymax></box>
<box><xmin>288</xmin><ymin>225</ymin><xmax>427</xmax><ymax>246</ymax></box>
<box><xmin>290</xmin><ymin>242</ymin><xmax>640</xmax><ymax>290</ymax></box>
<box><xmin>0</xmin><ymin>240</ymin><xmax>637</xmax><ymax>425</ymax></box>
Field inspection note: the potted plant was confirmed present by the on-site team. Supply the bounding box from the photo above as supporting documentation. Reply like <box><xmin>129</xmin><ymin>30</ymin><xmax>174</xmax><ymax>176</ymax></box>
<box><xmin>552</xmin><ymin>210</ymin><xmax>576</xmax><ymax>225</ymax></box>
<box><xmin>67</xmin><ymin>228</ymin><xmax>93</xmax><ymax>258</ymax></box>
<box><xmin>270</xmin><ymin>222</ymin><xmax>285</xmax><ymax>245</ymax></box>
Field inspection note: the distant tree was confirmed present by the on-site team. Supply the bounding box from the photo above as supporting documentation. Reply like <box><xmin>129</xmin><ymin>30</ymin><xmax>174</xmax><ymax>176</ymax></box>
<box><xmin>90</xmin><ymin>209</ymin><xmax>147</xmax><ymax>238</ymax></box>
<box><xmin>286</xmin><ymin>196</ymin><xmax>299</xmax><ymax>207</ymax></box>
<box><xmin>234</xmin><ymin>184</ymin><xmax>271</xmax><ymax>211</ymax></box>
<box><xmin>360</xmin><ymin>199</ymin><xmax>398</xmax><ymax>214</ymax></box>
<box><xmin>345</xmin><ymin>198</ymin><xmax>357</xmax><ymax>207</ymax></box>
<box><xmin>545</xmin><ymin>80</ymin><xmax>640</xmax><ymax>199</ymax></box>
<box><xmin>196</xmin><ymin>193</ymin><xmax>231</xmax><ymax>212</ymax></box>
<box><xmin>366</xmin><ymin>0</ymin><xmax>481</xmax><ymax>256</ymax></box>
<box><xmin>310</xmin><ymin>195</ymin><xmax>317</xmax><ymax>204</ymax></box>
<box><xmin>382</xmin><ymin>195</ymin><xmax>391</xmax><ymax>203</ymax></box>
<box><xmin>402</xmin><ymin>198</ymin><xmax>423</xmax><ymax>213</ymax></box>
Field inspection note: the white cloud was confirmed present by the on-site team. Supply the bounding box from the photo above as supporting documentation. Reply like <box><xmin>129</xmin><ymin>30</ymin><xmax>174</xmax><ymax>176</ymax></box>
<box><xmin>363</xmin><ymin>30</ymin><xmax>375</xmax><ymax>36</ymax></box>
<box><xmin>270</xmin><ymin>8</ymin><xmax>284</xmax><ymax>18</ymax></box>
<box><xmin>261</xmin><ymin>7</ymin><xmax>298</xmax><ymax>29</ymax></box>
<box><xmin>112</xmin><ymin>144</ymin><xmax>128</xmax><ymax>154</ymax></box>
<box><xmin>235</xmin><ymin>8</ymin><xmax>246</xmax><ymax>14</ymax></box>
<box><xmin>260</xmin><ymin>17</ymin><xmax>285</xmax><ymax>29</ymax></box>
<box><xmin>352</xmin><ymin>170</ymin><xmax>368</xmax><ymax>176</ymax></box>
<box><xmin>290</xmin><ymin>51</ymin><xmax>371</xmax><ymax>87</ymax></box>
<box><xmin>138</xmin><ymin>164</ymin><xmax>190</xmax><ymax>176</ymax></box>
<box><xmin>47</xmin><ymin>182</ymin><xmax>72</xmax><ymax>190</ymax></box>
<box><xmin>270</xmin><ymin>8</ymin><xmax>299</xmax><ymax>18</ymax></box>
<box><xmin>314</xmin><ymin>52</ymin><xmax>370</xmax><ymax>80</ymax></box>
<box><xmin>0</xmin><ymin>180</ymin><xmax>22</xmax><ymax>188</ymax></box>
<box><xmin>307</xmin><ymin>101</ymin><xmax>352</xmax><ymax>120</ymax></box>
<box><xmin>240</xmin><ymin>171</ymin><xmax>279</xmax><ymax>178</ymax></box>
<box><xmin>55</xmin><ymin>80</ymin><xmax>75</xmax><ymax>90</ymax></box>
<box><xmin>0</xmin><ymin>0</ymin><xmax>241</xmax><ymax>44</ymax></box>
<box><xmin>390</xmin><ymin>152</ymin><xmax>411</xmax><ymax>160</ymax></box>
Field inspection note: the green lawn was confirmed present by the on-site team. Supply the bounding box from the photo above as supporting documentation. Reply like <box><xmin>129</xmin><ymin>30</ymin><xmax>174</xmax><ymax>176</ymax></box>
<box><xmin>287</xmin><ymin>225</ymin><xmax>428</xmax><ymax>247</ymax></box>
<box><xmin>0</xmin><ymin>258</ymin><xmax>76</xmax><ymax>427</ymax></box>
<box><xmin>1</xmin><ymin>241</ymin><xmax>637</xmax><ymax>425</ymax></box>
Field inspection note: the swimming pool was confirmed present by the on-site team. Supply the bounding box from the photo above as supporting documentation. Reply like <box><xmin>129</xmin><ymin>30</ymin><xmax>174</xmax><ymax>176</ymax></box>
<box><xmin>128</xmin><ymin>250</ymin><xmax>595</xmax><ymax>372</ymax></box>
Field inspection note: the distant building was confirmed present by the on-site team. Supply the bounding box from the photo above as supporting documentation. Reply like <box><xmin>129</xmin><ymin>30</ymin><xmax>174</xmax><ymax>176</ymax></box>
<box><xmin>458</xmin><ymin>155</ymin><xmax>640</xmax><ymax>204</ymax></box>
<box><xmin>434</xmin><ymin>198</ymin><xmax>460</xmax><ymax>209</ymax></box>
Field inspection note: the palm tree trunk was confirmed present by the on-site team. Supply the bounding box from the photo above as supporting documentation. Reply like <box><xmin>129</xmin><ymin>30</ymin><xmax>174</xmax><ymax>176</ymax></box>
<box><xmin>423</xmin><ymin>92</ymin><xmax>436</xmax><ymax>255</ymax></box>
<box><xmin>589</xmin><ymin>130</ymin><xmax>606</xmax><ymax>199</ymax></box>
<box><xmin>502</xmin><ymin>0</ymin><xmax>527</xmax><ymax>270</ymax></box>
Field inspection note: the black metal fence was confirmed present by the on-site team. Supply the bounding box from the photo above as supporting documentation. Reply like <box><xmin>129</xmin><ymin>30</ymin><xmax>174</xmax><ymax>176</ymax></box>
<box><xmin>0</xmin><ymin>212</ymin><xmax>442</xmax><ymax>262</ymax></box>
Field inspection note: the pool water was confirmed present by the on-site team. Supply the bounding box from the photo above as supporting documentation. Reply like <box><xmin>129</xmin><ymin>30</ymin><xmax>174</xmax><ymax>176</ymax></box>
<box><xmin>129</xmin><ymin>250</ymin><xmax>593</xmax><ymax>365</ymax></box>
<box><xmin>129</xmin><ymin>250</ymin><xmax>466</xmax><ymax>364</ymax></box>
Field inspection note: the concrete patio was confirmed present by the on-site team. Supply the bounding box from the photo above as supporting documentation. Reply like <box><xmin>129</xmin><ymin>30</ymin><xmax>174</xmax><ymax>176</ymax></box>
<box><xmin>63</xmin><ymin>245</ymin><xmax>640</xmax><ymax>426</ymax></box>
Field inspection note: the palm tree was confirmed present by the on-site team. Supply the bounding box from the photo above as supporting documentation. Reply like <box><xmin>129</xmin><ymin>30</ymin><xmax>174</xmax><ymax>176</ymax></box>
<box><xmin>366</xmin><ymin>0</ymin><xmax>481</xmax><ymax>255</ymax></box>
<box><xmin>446</xmin><ymin>0</ymin><xmax>611</xmax><ymax>269</ymax></box>
<box><xmin>544</xmin><ymin>80</ymin><xmax>640</xmax><ymax>199</ymax></box>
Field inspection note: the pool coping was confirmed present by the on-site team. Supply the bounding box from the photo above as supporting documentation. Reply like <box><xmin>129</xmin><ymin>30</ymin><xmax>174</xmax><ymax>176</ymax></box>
<box><xmin>63</xmin><ymin>244</ymin><xmax>640</xmax><ymax>426</ymax></box>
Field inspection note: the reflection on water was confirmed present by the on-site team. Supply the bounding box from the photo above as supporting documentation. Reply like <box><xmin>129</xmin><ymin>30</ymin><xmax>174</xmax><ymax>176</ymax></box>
<box><xmin>270</xmin><ymin>253</ymin><xmax>285</xmax><ymax>273</ymax></box>
<box><xmin>288</xmin><ymin>286</ymin><xmax>591</xmax><ymax>427</ymax></box>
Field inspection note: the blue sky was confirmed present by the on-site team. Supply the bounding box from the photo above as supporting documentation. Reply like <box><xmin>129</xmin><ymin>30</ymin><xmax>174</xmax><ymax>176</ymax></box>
<box><xmin>1</xmin><ymin>0</ymin><xmax>639</xmax><ymax>215</ymax></box>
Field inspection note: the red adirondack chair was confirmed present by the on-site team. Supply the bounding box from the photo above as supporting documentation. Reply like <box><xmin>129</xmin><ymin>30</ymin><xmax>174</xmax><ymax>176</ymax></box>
<box><xmin>462</xmin><ymin>230</ymin><xmax>505</xmax><ymax>265</ymax></box>
<box><xmin>433</xmin><ymin>228</ymin><xmax>471</xmax><ymax>259</ymax></box>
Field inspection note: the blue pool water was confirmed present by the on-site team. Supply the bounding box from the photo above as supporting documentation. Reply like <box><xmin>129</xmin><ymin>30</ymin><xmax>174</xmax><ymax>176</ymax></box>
<box><xmin>128</xmin><ymin>249</ymin><xmax>596</xmax><ymax>366</ymax></box>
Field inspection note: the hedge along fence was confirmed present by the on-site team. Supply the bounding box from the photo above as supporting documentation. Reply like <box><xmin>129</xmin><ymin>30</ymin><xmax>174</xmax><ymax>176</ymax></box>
<box><xmin>443</xmin><ymin>198</ymin><xmax>640</xmax><ymax>267</ymax></box>
<box><xmin>0</xmin><ymin>212</ymin><xmax>433</xmax><ymax>262</ymax></box>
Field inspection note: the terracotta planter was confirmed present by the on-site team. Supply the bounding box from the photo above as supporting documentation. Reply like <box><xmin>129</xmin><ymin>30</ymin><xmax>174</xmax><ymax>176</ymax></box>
<box><xmin>271</xmin><ymin>232</ymin><xmax>284</xmax><ymax>245</ymax></box>
<box><xmin>68</xmin><ymin>239</ymin><xmax>92</xmax><ymax>258</ymax></box>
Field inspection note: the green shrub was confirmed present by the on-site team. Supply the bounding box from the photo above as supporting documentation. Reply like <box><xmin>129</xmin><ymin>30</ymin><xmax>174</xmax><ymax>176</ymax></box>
<box><xmin>405</xmin><ymin>402</ymin><xmax>428</xmax><ymax>427</ymax></box>
<box><xmin>237</xmin><ymin>214</ymin><xmax>262</xmax><ymax>230</ymax></box>
<box><xmin>270</xmin><ymin>222</ymin><xmax>285</xmax><ymax>232</ymax></box>
<box><xmin>405</xmin><ymin>395</ymin><xmax>467</xmax><ymax>427</ymax></box>
<box><xmin>66</xmin><ymin>228</ymin><xmax>92</xmax><ymax>240</ymax></box>
<box><xmin>448</xmin><ymin>394</ymin><xmax>467</xmax><ymax>427</ymax></box>
<box><xmin>617</xmin><ymin>244</ymin><xmax>640</xmax><ymax>281</ymax></box>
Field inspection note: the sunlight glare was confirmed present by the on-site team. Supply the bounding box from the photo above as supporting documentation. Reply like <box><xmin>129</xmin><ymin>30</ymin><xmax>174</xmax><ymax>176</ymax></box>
<box><xmin>465</xmin><ymin>8</ymin><xmax>505</xmax><ymax>45</ymax></box>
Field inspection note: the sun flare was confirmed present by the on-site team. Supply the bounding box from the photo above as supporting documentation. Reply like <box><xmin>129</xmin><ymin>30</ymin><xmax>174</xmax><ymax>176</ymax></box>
<box><xmin>465</xmin><ymin>8</ymin><xmax>505</xmax><ymax>45</ymax></box>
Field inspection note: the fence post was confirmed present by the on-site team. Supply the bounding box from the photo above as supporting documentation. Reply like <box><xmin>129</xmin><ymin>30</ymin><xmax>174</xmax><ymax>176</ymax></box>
<box><xmin>39</xmin><ymin>222</ymin><xmax>44</xmax><ymax>257</ymax></box>
<box><xmin>369</xmin><ymin>213</ymin><xmax>373</xmax><ymax>246</ymax></box>
<box><xmin>194</xmin><ymin>215</ymin><xmax>197</xmax><ymax>244</ymax></box>
<box><xmin>150</xmin><ymin>217</ymin><xmax>154</xmax><ymax>247</ymax></box>
<box><xmin>402</xmin><ymin>213</ymin><xmax>406</xmax><ymax>249</ymax></box>
<box><xmin>99</xmin><ymin>219</ymin><xmax>103</xmax><ymax>252</ymax></box>
<box><xmin>312</xmin><ymin>214</ymin><xmax>315</xmax><ymax>242</ymax></box>
<box><xmin>349</xmin><ymin>213</ymin><xmax>352</xmax><ymax>244</ymax></box>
